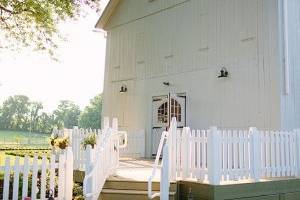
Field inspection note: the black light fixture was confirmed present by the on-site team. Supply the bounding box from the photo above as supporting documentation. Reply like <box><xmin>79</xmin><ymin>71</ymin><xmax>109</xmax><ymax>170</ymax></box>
<box><xmin>120</xmin><ymin>85</ymin><xmax>127</xmax><ymax>93</ymax></box>
<box><xmin>163</xmin><ymin>82</ymin><xmax>170</xmax><ymax>86</ymax></box>
<box><xmin>218</xmin><ymin>67</ymin><xmax>229</xmax><ymax>78</ymax></box>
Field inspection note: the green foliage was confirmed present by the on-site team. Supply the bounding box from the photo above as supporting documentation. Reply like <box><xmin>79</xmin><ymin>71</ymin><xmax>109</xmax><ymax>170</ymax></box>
<box><xmin>53</xmin><ymin>100</ymin><xmax>81</xmax><ymax>129</ymax></box>
<box><xmin>0</xmin><ymin>0</ymin><xmax>101</xmax><ymax>56</ymax></box>
<box><xmin>79</xmin><ymin>94</ymin><xmax>102</xmax><ymax>129</ymax></box>
<box><xmin>0</xmin><ymin>94</ymin><xmax>101</xmax><ymax>134</ymax></box>
<box><xmin>73</xmin><ymin>183</ymin><xmax>84</xmax><ymax>200</ymax></box>
<box><xmin>81</xmin><ymin>133</ymin><xmax>97</xmax><ymax>149</ymax></box>
<box><xmin>5</xmin><ymin>149</ymin><xmax>51</xmax><ymax>159</ymax></box>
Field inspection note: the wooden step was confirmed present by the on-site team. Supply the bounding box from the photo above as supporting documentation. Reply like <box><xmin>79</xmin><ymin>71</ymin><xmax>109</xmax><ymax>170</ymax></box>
<box><xmin>100</xmin><ymin>189</ymin><xmax>176</xmax><ymax>200</ymax></box>
<box><xmin>100</xmin><ymin>179</ymin><xmax>178</xmax><ymax>200</ymax></box>
<box><xmin>103</xmin><ymin>180</ymin><xmax>177</xmax><ymax>191</ymax></box>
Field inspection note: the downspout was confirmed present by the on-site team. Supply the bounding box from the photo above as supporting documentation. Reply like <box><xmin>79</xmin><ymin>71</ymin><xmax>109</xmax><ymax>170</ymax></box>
<box><xmin>283</xmin><ymin>0</ymin><xmax>290</xmax><ymax>95</ymax></box>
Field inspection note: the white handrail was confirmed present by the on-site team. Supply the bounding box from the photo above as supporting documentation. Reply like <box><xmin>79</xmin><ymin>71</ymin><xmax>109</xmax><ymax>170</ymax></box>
<box><xmin>148</xmin><ymin>131</ymin><xmax>169</xmax><ymax>199</ymax></box>
<box><xmin>83</xmin><ymin>128</ymin><xmax>114</xmax><ymax>199</ymax></box>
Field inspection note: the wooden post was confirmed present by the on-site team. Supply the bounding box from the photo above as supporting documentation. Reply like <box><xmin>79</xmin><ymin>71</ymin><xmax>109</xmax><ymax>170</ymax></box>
<box><xmin>295</xmin><ymin>129</ymin><xmax>300</xmax><ymax>177</ymax></box>
<box><xmin>65</xmin><ymin>147</ymin><xmax>74</xmax><ymax>200</ymax></box>
<box><xmin>84</xmin><ymin>145</ymin><xmax>94</xmax><ymax>200</ymax></box>
<box><xmin>182</xmin><ymin>127</ymin><xmax>191</xmax><ymax>179</ymax></box>
<box><xmin>160</xmin><ymin>144</ymin><xmax>170</xmax><ymax>200</ymax></box>
<box><xmin>249</xmin><ymin>127</ymin><xmax>261</xmax><ymax>182</ymax></box>
<box><xmin>207</xmin><ymin>126</ymin><xmax>221</xmax><ymax>185</ymax></box>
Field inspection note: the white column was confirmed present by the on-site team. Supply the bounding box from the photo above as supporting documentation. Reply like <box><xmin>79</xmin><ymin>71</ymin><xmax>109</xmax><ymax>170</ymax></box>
<box><xmin>249</xmin><ymin>127</ymin><xmax>261</xmax><ymax>181</ymax></box>
<box><xmin>207</xmin><ymin>126</ymin><xmax>221</xmax><ymax>185</ymax></box>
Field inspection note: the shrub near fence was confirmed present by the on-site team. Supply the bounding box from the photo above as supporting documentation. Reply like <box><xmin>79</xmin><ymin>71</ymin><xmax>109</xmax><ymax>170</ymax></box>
<box><xmin>0</xmin><ymin>147</ymin><xmax>73</xmax><ymax>200</ymax></box>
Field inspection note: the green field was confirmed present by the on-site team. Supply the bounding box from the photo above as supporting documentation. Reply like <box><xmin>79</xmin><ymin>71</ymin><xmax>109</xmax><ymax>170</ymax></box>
<box><xmin>0</xmin><ymin>130</ymin><xmax>50</xmax><ymax>147</ymax></box>
<box><xmin>0</xmin><ymin>130</ymin><xmax>51</xmax><ymax>169</ymax></box>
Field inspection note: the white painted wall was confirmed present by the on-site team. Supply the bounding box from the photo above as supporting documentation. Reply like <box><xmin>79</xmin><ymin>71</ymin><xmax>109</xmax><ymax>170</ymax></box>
<box><xmin>102</xmin><ymin>0</ymin><xmax>282</xmax><ymax>157</ymax></box>
<box><xmin>279</xmin><ymin>0</ymin><xmax>300</xmax><ymax>129</ymax></box>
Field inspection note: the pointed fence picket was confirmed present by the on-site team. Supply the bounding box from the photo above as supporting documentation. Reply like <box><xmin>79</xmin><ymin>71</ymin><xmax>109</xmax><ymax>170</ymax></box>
<box><xmin>0</xmin><ymin>147</ymin><xmax>73</xmax><ymax>200</ymax></box>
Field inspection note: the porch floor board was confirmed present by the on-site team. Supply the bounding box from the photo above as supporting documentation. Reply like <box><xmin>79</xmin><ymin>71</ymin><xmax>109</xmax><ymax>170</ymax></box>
<box><xmin>108</xmin><ymin>158</ymin><xmax>160</xmax><ymax>182</ymax></box>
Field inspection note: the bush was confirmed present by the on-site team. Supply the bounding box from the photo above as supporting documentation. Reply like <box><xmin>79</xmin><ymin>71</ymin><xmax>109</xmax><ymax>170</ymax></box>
<box><xmin>81</xmin><ymin>133</ymin><xmax>96</xmax><ymax>149</ymax></box>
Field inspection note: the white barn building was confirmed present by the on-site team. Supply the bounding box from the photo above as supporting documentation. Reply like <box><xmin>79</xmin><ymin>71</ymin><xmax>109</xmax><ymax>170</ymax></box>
<box><xmin>96</xmin><ymin>0</ymin><xmax>300</xmax><ymax>157</ymax></box>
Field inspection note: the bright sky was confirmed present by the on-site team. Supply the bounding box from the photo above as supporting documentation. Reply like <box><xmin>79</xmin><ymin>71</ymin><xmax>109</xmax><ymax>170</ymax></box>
<box><xmin>0</xmin><ymin>3</ymin><xmax>108</xmax><ymax>112</ymax></box>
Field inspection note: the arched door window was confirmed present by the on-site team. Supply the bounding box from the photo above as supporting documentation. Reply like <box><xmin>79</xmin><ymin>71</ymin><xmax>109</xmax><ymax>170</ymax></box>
<box><xmin>157</xmin><ymin>98</ymin><xmax>182</xmax><ymax>124</ymax></box>
<box><xmin>158</xmin><ymin>101</ymin><xmax>168</xmax><ymax>123</ymax></box>
<box><xmin>170</xmin><ymin>98</ymin><xmax>181</xmax><ymax>122</ymax></box>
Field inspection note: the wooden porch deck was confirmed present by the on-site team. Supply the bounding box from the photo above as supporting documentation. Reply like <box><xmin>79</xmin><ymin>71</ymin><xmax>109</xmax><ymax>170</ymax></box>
<box><xmin>108</xmin><ymin>158</ymin><xmax>160</xmax><ymax>182</ymax></box>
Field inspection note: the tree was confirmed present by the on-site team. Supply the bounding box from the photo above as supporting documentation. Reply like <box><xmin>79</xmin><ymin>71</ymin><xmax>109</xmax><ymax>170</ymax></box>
<box><xmin>36</xmin><ymin>112</ymin><xmax>55</xmax><ymax>134</ymax></box>
<box><xmin>0</xmin><ymin>95</ymin><xmax>31</xmax><ymax>130</ymax></box>
<box><xmin>29</xmin><ymin>102</ymin><xmax>43</xmax><ymax>132</ymax></box>
<box><xmin>0</xmin><ymin>0</ymin><xmax>101</xmax><ymax>55</ymax></box>
<box><xmin>53</xmin><ymin>100</ymin><xmax>81</xmax><ymax>129</ymax></box>
<box><xmin>79</xmin><ymin>94</ymin><xmax>102</xmax><ymax>129</ymax></box>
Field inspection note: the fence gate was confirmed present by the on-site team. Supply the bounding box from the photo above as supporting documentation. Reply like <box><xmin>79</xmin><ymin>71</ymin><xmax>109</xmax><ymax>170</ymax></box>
<box><xmin>152</xmin><ymin>93</ymin><xmax>186</xmax><ymax>156</ymax></box>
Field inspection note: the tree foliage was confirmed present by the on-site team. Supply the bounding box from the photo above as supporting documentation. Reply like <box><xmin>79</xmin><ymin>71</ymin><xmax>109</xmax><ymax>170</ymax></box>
<box><xmin>0</xmin><ymin>0</ymin><xmax>101</xmax><ymax>55</ymax></box>
<box><xmin>79</xmin><ymin>94</ymin><xmax>102</xmax><ymax>129</ymax></box>
<box><xmin>53</xmin><ymin>100</ymin><xmax>81</xmax><ymax>129</ymax></box>
<box><xmin>0</xmin><ymin>94</ymin><xmax>102</xmax><ymax>134</ymax></box>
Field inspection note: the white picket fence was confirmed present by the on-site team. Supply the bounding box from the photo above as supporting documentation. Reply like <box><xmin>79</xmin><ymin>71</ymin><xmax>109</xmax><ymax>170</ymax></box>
<box><xmin>119</xmin><ymin>130</ymin><xmax>145</xmax><ymax>158</ymax></box>
<box><xmin>0</xmin><ymin>147</ymin><xmax>73</xmax><ymax>200</ymax></box>
<box><xmin>149</xmin><ymin>118</ymin><xmax>300</xmax><ymax>200</ymax></box>
<box><xmin>83</xmin><ymin>118</ymin><xmax>122</xmax><ymax>200</ymax></box>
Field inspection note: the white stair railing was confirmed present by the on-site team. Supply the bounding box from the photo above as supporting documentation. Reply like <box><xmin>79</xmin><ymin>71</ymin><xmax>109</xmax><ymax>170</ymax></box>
<box><xmin>148</xmin><ymin>117</ymin><xmax>177</xmax><ymax>200</ymax></box>
<box><xmin>83</xmin><ymin>118</ymin><xmax>127</xmax><ymax>200</ymax></box>
<box><xmin>148</xmin><ymin>131</ymin><xmax>170</xmax><ymax>199</ymax></box>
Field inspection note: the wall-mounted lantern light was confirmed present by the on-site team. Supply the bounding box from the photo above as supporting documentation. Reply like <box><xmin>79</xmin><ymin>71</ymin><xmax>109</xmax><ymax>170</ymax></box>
<box><xmin>163</xmin><ymin>82</ymin><xmax>170</xmax><ymax>86</ymax></box>
<box><xmin>120</xmin><ymin>85</ymin><xmax>127</xmax><ymax>93</ymax></box>
<box><xmin>218</xmin><ymin>67</ymin><xmax>229</xmax><ymax>78</ymax></box>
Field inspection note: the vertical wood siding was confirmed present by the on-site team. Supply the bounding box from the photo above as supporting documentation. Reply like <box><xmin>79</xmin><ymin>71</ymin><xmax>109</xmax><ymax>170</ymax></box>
<box><xmin>102</xmin><ymin>0</ymin><xmax>282</xmax><ymax>155</ymax></box>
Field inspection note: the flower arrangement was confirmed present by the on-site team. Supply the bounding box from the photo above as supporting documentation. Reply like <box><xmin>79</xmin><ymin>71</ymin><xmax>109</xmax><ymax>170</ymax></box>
<box><xmin>49</xmin><ymin>133</ymin><xmax>69</xmax><ymax>150</ymax></box>
<box><xmin>81</xmin><ymin>133</ymin><xmax>97</xmax><ymax>149</ymax></box>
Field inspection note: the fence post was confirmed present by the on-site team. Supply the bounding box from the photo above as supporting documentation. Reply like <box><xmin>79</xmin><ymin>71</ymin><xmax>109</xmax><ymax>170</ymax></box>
<box><xmin>182</xmin><ymin>127</ymin><xmax>191</xmax><ymax>179</ymax></box>
<box><xmin>295</xmin><ymin>129</ymin><xmax>300</xmax><ymax>177</ymax></box>
<box><xmin>207</xmin><ymin>126</ymin><xmax>221</xmax><ymax>185</ymax></box>
<box><xmin>84</xmin><ymin>145</ymin><xmax>94</xmax><ymax>200</ymax></box>
<box><xmin>249</xmin><ymin>127</ymin><xmax>261</xmax><ymax>182</ymax></box>
<box><xmin>161</xmin><ymin>143</ymin><xmax>170</xmax><ymax>200</ymax></box>
<box><xmin>65</xmin><ymin>147</ymin><xmax>74</xmax><ymax>200</ymax></box>
<box><xmin>168</xmin><ymin>117</ymin><xmax>177</xmax><ymax>181</ymax></box>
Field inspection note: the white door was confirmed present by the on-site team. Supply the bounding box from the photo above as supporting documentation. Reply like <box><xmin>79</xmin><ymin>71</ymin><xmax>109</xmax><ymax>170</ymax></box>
<box><xmin>152</xmin><ymin>93</ymin><xmax>186</xmax><ymax>156</ymax></box>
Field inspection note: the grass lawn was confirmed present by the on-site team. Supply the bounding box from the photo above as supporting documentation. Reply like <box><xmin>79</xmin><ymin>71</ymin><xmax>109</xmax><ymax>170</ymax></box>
<box><xmin>0</xmin><ymin>130</ymin><xmax>50</xmax><ymax>148</ymax></box>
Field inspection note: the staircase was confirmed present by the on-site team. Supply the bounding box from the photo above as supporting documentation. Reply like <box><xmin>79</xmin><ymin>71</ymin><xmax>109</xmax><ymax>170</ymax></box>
<box><xmin>100</xmin><ymin>178</ymin><xmax>177</xmax><ymax>200</ymax></box>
